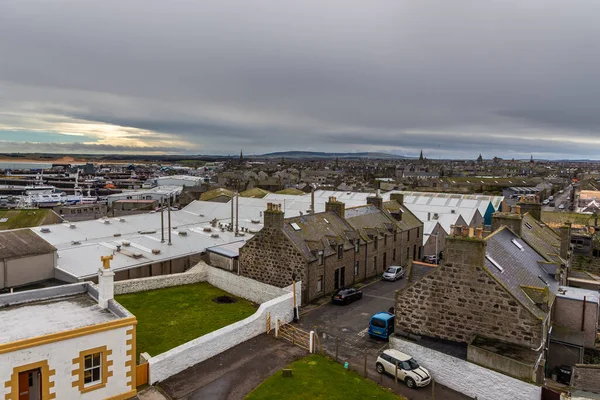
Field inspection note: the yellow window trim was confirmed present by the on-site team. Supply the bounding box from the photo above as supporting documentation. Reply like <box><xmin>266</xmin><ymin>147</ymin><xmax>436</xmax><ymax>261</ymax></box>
<box><xmin>72</xmin><ymin>346</ymin><xmax>112</xmax><ymax>393</ymax></box>
<box><xmin>0</xmin><ymin>316</ymin><xmax>136</xmax><ymax>355</ymax></box>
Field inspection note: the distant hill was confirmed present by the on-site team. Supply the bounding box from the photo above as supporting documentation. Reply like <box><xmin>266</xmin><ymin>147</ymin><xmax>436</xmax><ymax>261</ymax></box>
<box><xmin>258</xmin><ymin>151</ymin><xmax>411</xmax><ymax>159</ymax></box>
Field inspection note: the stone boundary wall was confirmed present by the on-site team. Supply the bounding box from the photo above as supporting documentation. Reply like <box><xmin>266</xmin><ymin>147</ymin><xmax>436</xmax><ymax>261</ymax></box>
<box><xmin>149</xmin><ymin>281</ymin><xmax>300</xmax><ymax>383</ymax></box>
<box><xmin>201</xmin><ymin>263</ymin><xmax>289</xmax><ymax>304</ymax></box>
<box><xmin>113</xmin><ymin>262</ymin><xmax>290</xmax><ymax>304</ymax></box>
<box><xmin>390</xmin><ymin>337</ymin><xmax>541</xmax><ymax>400</ymax></box>
<box><xmin>571</xmin><ymin>364</ymin><xmax>600</xmax><ymax>393</ymax></box>
<box><xmin>113</xmin><ymin>263</ymin><xmax>206</xmax><ymax>295</ymax></box>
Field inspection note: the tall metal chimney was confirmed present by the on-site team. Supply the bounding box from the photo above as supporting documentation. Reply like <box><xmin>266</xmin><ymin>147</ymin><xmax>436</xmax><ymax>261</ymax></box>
<box><xmin>168</xmin><ymin>195</ymin><xmax>172</xmax><ymax>245</ymax></box>
<box><xmin>160</xmin><ymin>198</ymin><xmax>165</xmax><ymax>243</ymax></box>
<box><xmin>230</xmin><ymin>190</ymin><xmax>234</xmax><ymax>231</ymax></box>
<box><xmin>311</xmin><ymin>188</ymin><xmax>315</xmax><ymax>213</ymax></box>
<box><xmin>235</xmin><ymin>190</ymin><xmax>239</xmax><ymax>234</ymax></box>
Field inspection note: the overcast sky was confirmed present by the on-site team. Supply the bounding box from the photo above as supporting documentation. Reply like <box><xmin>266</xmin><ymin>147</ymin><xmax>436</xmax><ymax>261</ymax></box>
<box><xmin>1</xmin><ymin>0</ymin><xmax>599</xmax><ymax>159</ymax></box>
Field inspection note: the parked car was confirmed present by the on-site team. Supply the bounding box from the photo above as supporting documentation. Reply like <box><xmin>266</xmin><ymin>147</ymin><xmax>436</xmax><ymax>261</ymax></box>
<box><xmin>382</xmin><ymin>266</ymin><xmax>404</xmax><ymax>281</ymax></box>
<box><xmin>331</xmin><ymin>288</ymin><xmax>363</xmax><ymax>305</ymax></box>
<box><xmin>368</xmin><ymin>312</ymin><xmax>395</xmax><ymax>339</ymax></box>
<box><xmin>376</xmin><ymin>349</ymin><xmax>431</xmax><ymax>388</ymax></box>
<box><xmin>423</xmin><ymin>255</ymin><xmax>438</xmax><ymax>264</ymax></box>
<box><xmin>559</xmin><ymin>204</ymin><xmax>565</xmax><ymax>210</ymax></box>
<box><xmin>559</xmin><ymin>190</ymin><xmax>564</xmax><ymax>194</ymax></box>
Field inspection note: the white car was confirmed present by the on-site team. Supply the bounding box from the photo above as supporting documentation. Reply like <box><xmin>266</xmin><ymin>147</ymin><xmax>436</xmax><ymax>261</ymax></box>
<box><xmin>382</xmin><ymin>266</ymin><xmax>404</xmax><ymax>281</ymax></box>
<box><xmin>376</xmin><ymin>349</ymin><xmax>431</xmax><ymax>388</ymax></box>
<box><xmin>559</xmin><ymin>204</ymin><xmax>565</xmax><ymax>210</ymax></box>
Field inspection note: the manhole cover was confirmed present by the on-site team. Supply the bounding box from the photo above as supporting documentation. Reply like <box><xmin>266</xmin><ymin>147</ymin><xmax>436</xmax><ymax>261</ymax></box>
<box><xmin>212</xmin><ymin>295</ymin><xmax>238</xmax><ymax>304</ymax></box>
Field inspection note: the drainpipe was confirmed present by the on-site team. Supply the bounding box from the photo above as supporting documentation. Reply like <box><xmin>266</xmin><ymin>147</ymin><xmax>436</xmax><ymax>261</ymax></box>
<box><xmin>160</xmin><ymin>197</ymin><xmax>165</xmax><ymax>243</ymax></box>
<box><xmin>168</xmin><ymin>196</ymin><xmax>172</xmax><ymax>245</ymax></box>
<box><xmin>582</xmin><ymin>296</ymin><xmax>587</xmax><ymax>332</ymax></box>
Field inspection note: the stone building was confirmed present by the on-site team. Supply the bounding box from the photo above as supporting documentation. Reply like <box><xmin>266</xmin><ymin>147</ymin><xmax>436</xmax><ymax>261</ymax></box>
<box><xmin>394</xmin><ymin>224</ymin><xmax>558</xmax><ymax>382</ymax></box>
<box><xmin>239</xmin><ymin>195</ymin><xmax>424</xmax><ymax>303</ymax></box>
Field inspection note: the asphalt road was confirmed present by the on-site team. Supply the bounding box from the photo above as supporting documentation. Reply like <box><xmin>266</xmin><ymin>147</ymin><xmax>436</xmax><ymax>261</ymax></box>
<box><xmin>297</xmin><ymin>277</ymin><xmax>471</xmax><ymax>400</ymax></box>
<box><xmin>542</xmin><ymin>188</ymin><xmax>572</xmax><ymax>212</ymax></box>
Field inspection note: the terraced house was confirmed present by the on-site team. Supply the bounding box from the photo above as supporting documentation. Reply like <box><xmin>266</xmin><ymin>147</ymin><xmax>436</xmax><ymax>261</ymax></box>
<box><xmin>239</xmin><ymin>195</ymin><xmax>423</xmax><ymax>303</ymax></box>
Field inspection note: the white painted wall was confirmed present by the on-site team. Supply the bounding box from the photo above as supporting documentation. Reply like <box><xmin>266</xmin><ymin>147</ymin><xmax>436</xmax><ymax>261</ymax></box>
<box><xmin>113</xmin><ymin>263</ymin><xmax>206</xmax><ymax>295</ymax></box>
<box><xmin>0</xmin><ymin>324</ymin><xmax>134</xmax><ymax>400</ymax></box>
<box><xmin>149</xmin><ymin>281</ymin><xmax>300</xmax><ymax>383</ymax></box>
<box><xmin>390</xmin><ymin>337</ymin><xmax>541</xmax><ymax>400</ymax></box>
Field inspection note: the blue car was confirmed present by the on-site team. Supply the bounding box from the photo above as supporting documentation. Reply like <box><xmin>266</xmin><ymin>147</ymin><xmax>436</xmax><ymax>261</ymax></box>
<box><xmin>368</xmin><ymin>312</ymin><xmax>395</xmax><ymax>339</ymax></box>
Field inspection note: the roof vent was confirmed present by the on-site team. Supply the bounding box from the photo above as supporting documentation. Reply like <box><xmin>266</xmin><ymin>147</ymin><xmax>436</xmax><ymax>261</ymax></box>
<box><xmin>251</xmin><ymin>219</ymin><xmax>261</xmax><ymax>224</ymax></box>
<box><xmin>133</xmin><ymin>253</ymin><xmax>143</xmax><ymax>259</ymax></box>
<box><xmin>433</xmin><ymin>213</ymin><xmax>439</xmax><ymax>219</ymax></box>
<box><xmin>203</xmin><ymin>227</ymin><xmax>212</xmax><ymax>232</ymax></box>
<box><xmin>40</xmin><ymin>227</ymin><xmax>51</xmax><ymax>233</ymax></box>
<box><xmin>450</xmin><ymin>209</ymin><xmax>456</xmax><ymax>214</ymax></box>
<box><xmin>178</xmin><ymin>231</ymin><xmax>188</xmax><ymax>236</ymax></box>
<box><xmin>138</xmin><ymin>230</ymin><xmax>156</xmax><ymax>234</ymax></box>
<box><xmin>211</xmin><ymin>233</ymin><xmax>220</xmax><ymax>239</ymax></box>
<box><xmin>122</xmin><ymin>241</ymin><xmax>131</xmax><ymax>246</ymax></box>
<box><xmin>69</xmin><ymin>224</ymin><xmax>76</xmax><ymax>229</ymax></box>
<box><xmin>114</xmin><ymin>233</ymin><xmax>121</xmax><ymax>237</ymax></box>
<box><xmin>119</xmin><ymin>218</ymin><xmax>126</xmax><ymax>222</ymax></box>
<box><xmin>103</xmin><ymin>219</ymin><xmax>111</xmax><ymax>224</ymax></box>
<box><xmin>71</xmin><ymin>240</ymin><xmax>81</xmax><ymax>245</ymax></box>
<box><xmin>152</xmin><ymin>249</ymin><xmax>161</xmax><ymax>254</ymax></box>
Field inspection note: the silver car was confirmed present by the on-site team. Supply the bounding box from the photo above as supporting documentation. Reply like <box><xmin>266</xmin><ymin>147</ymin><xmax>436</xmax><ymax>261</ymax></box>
<box><xmin>382</xmin><ymin>266</ymin><xmax>404</xmax><ymax>281</ymax></box>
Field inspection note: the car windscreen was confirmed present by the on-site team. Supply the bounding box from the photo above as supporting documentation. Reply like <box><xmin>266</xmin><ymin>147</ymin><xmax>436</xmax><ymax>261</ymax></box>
<box><xmin>371</xmin><ymin>318</ymin><xmax>387</xmax><ymax>328</ymax></box>
<box><xmin>385</xmin><ymin>267</ymin><xmax>398</xmax><ymax>273</ymax></box>
<box><xmin>406</xmin><ymin>358</ymin><xmax>420</xmax><ymax>370</ymax></box>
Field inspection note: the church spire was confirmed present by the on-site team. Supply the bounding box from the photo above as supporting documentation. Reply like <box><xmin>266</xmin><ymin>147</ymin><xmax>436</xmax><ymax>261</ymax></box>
<box><xmin>419</xmin><ymin>150</ymin><xmax>424</xmax><ymax>162</ymax></box>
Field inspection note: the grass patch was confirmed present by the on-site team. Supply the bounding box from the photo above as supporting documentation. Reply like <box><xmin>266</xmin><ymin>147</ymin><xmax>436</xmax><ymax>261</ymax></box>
<box><xmin>246</xmin><ymin>354</ymin><xmax>402</xmax><ymax>400</ymax></box>
<box><xmin>115</xmin><ymin>282</ymin><xmax>256</xmax><ymax>358</ymax></box>
<box><xmin>541</xmin><ymin>211</ymin><xmax>593</xmax><ymax>227</ymax></box>
<box><xmin>275</xmin><ymin>188</ymin><xmax>305</xmax><ymax>195</ymax></box>
<box><xmin>0</xmin><ymin>209</ymin><xmax>50</xmax><ymax>230</ymax></box>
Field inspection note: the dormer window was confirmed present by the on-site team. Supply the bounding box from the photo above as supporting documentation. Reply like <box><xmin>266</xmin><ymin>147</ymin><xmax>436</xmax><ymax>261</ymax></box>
<box><xmin>318</xmin><ymin>251</ymin><xmax>324</xmax><ymax>265</ymax></box>
<box><xmin>355</xmin><ymin>239</ymin><xmax>360</xmax><ymax>253</ymax></box>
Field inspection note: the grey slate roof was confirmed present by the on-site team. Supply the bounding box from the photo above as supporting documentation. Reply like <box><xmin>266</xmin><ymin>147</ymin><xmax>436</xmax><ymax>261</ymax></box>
<box><xmin>0</xmin><ymin>229</ymin><xmax>56</xmax><ymax>260</ymax></box>
<box><xmin>520</xmin><ymin>213</ymin><xmax>563</xmax><ymax>264</ymax></box>
<box><xmin>484</xmin><ymin>227</ymin><xmax>558</xmax><ymax>319</ymax></box>
<box><xmin>283</xmin><ymin>211</ymin><xmax>356</xmax><ymax>262</ymax></box>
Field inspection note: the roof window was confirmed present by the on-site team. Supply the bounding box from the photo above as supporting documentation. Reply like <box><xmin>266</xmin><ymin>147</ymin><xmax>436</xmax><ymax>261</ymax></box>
<box><xmin>511</xmin><ymin>239</ymin><xmax>525</xmax><ymax>251</ymax></box>
<box><xmin>290</xmin><ymin>222</ymin><xmax>301</xmax><ymax>231</ymax></box>
<box><xmin>525</xmin><ymin>222</ymin><xmax>533</xmax><ymax>229</ymax></box>
<box><xmin>486</xmin><ymin>254</ymin><xmax>504</xmax><ymax>273</ymax></box>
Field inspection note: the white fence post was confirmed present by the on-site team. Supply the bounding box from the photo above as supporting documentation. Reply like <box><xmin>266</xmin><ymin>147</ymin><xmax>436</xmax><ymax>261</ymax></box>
<box><xmin>275</xmin><ymin>318</ymin><xmax>280</xmax><ymax>338</ymax></box>
<box><xmin>309</xmin><ymin>331</ymin><xmax>315</xmax><ymax>353</ymax></box>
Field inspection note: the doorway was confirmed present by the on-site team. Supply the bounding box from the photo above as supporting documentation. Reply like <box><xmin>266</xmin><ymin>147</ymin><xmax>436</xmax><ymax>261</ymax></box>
<box><xmin>334</xmin><ymin>269</ymin><xmax>340</xmax><ymax>290</ymax></box>
<box><xmin>340</xmin><ymin>267</ymin><xmax>345</xmax><ymax>288</ymax></box>
<box><xmin>18</xmin><ymin>368</ymin><xmax>41</xmax><ymax>400</ymax></box>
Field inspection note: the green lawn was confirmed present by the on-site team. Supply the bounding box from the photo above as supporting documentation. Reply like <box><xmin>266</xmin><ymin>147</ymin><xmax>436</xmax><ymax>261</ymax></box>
<box><xmin>0</xmin><ymin>209</ymin><xmax>50</xmax><ymax>230</ymax></box>
<box><xmin>115</xmin><ymin>282</ymin><xmax>257</xmax><ymax>358</ymax></box>
<box><xmin>246</xmin><ymin>355</ymin><xmax>402</xmax><ymax>400</ymax></box>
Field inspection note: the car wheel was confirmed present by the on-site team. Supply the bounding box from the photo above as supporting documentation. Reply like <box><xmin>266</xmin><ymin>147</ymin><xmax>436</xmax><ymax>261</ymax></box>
<box><xmin>359</xmin><ymin>293</ymin><xmax>363</xmax><ymax>299</ymax></box>
<box><xmin>344</xmin><ymin>298</ymin><xmax>350</xmax><ymax>305</ymax></box>
<box><xmin>405</xmin><ymin>377</ymin><xmax>416</xmax><ymax>388</ymax></box>
<box><xmin>376</xmin><ymin>363</ymin><xmax>385</xmax><ymax>374</ymax></box>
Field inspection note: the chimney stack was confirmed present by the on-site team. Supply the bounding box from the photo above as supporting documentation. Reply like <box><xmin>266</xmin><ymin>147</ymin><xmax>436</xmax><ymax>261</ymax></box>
<box><xmin>517</xmin><ymin>196</ymin><xmax>542</xmax><ymax>221</ymax></box>
<box><xmin>98</xmin><ymin>255</ymin><xmax>115</xmax><ymax>309</ymax></box>
<box><xmin>264</xmin><ymin>203</ymin><xmax>284</xmax><ymax>229</ymax></box>
<box><xmin>390</xmin><ymin>192</ymin><xmax>404</xmax><ymax>205</ymax></box>
<box><xmin>492</xmin><ymin>211</ymin><xmax>523</xmax><ymax>237</ymax></box>
<box><xmin>325</xmin><ymin>196</ymin><xmax>345</xmax><ymax>219</ymax></box>
<box><xmin>560</xmin><ymin>223</ymin><xmax>572</xmax><ymax>260</ymax></box>
<box><xmin>445</xmin><ymin>225</ymin><xmax>487</xmax><ymax>269</ymax></box>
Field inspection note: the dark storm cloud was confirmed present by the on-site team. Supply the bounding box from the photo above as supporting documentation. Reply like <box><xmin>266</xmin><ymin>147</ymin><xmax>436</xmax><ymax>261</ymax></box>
<box><xmin>1</xmin><ymin>0</ymin><xmax>599</xmax><ymax>157</ymax></box>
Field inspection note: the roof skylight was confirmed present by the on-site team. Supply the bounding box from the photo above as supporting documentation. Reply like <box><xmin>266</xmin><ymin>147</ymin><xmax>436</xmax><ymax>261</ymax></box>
<box><xmin>511</xmin><ymin>239</ymin><xmax>525</xmax><ymax>251</ymax></box>
<box><xmin>486</xmin><ymin>254</ymin><xmax>504</xmax><ymax>272</ymax></box>
<box><xmin>290</xmin><ymin>222</ymin><xmax>301</xmax><ymax>231</ymax></box>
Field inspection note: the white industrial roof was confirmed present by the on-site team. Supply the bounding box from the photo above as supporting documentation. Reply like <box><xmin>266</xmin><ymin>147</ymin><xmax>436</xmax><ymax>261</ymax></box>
<box><xmin>556</xmin><ymin>286</ymin><xmax>599</xmax><ymax>303</ymax></box>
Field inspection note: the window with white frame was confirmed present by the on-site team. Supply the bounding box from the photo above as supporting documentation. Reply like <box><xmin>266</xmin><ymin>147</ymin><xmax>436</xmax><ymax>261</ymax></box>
<box><xmin>317</xmin><ymin>276</ymin><xmax>323</xmax><ymax>293</ymax></box>
<box><xmin>84</xmin><ymin>352</ymin><xmax>102</xmax><ymax>386</ymax></box>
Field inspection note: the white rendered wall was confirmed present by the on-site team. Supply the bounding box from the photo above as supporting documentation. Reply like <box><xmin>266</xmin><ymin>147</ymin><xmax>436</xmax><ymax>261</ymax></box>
<box><xmin>390</xmin><ymin>337</ymin><xmax>541</xmax><ymax>400</ymax></box>
<box><xmin>149</xmin><ymin>281</ymin><xmax>300</xmax><ymax>383</ymax></box>
<box><xmin>0</xmin><ymin>324</ymin><xmax>134</xmax><ymax>400</ymax></box>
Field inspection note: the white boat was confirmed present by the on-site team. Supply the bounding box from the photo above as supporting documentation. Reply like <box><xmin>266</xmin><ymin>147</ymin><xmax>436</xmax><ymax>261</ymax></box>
<box><xmin>28</xmin><ymin>192</ymin><xmax>69</xmax><ymax>207</ymax></box>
